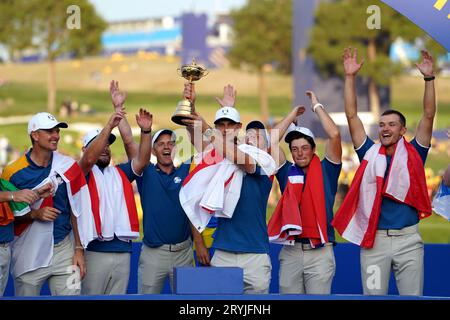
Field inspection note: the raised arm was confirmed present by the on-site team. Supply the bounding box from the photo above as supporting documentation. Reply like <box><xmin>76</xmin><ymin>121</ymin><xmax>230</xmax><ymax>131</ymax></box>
<box><xmin>415</xmin><ymin>50</ymin><xmax>436</xmax><ymax>147</ymax></box>
<box><xmin>78</xmin><ymin>111</ymin><xmax>125</xmax><ymax>175</ymax></box>
<box><xmin>131</xmin><ymin>108</ymin><xmax>153</xmax><ymax>175</ymax></box>
<box><xmin>272</xmin><ymin>106</ymin><xmax>305</xmax><ymax>142</ymax></box>
<box><xmin>110</xmin><ymin>80</ymin><xmax>139</xmax><ymax>159</ymax></box>
<box><xmin>343</xmin><ymin>47</ymin><xmax>366</xmax><ymax>149</ymax></box>
<box><xmin>215</xmin><ymin>84</ymin><xmax>237</xmax><ymax>107</ymax></box>
<box><xmin>306</xmin><ymin>91</ymin><xmax>342</xmax><ymax>163</ymax></box>
<box><xmin>270</xmin><ymin>106</ymin><xmax>305</xmax><ymax>167</ymax></box>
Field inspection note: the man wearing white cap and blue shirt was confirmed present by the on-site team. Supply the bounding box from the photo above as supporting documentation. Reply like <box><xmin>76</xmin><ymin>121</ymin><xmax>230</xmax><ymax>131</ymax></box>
<box><xmin>1</xmin><ymin>112</ymin><xmax>85</xmax><ymax>296</ymax></box>
<box><xmin>268</xmin><ymin>91</ymin><xmax>342</xmax><ymax>294</ymax></box>
<box><xmin>77</xmin><ymin>108</ymin><xmax>152</xmax><ymax>295</ymax></box>
<box><xmin>209</xmin><ymin>103</ymin><xmax>278</xmax><ymax>294</ymax></box>
<box><xmin>108</xmin><ymin>80</ymin><xmax>194</xmax><ymax>294</ymax></box>
<box><xmin>181</xmin><ymin>83</ymin><xmax>278</xmax><ymax>293</ymax></box>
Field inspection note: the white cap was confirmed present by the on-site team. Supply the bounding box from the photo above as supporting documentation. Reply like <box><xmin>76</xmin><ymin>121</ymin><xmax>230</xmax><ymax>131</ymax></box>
<box><xmin>284</xmin><ymin>125</ymin><xmax>315</xmax><ymax>143</ymax></box>
<box><xmin>82</xmin><ymin>129</ymin><xmax>116</xmax><ymax>148</ymax></box>
<box><xmin>214</xmin><ymin>106</ymin><xmax>240</xmax><ymax>124</ymax></box>
<box><xmin>151</xmin><ymin>129</ymin><xmax>176</xmax><ymax>146</ymax></box>
<box><xmin>27</xmin><ymin>112</ymin><xmax>68</xmax><ymax>134</ymax></box>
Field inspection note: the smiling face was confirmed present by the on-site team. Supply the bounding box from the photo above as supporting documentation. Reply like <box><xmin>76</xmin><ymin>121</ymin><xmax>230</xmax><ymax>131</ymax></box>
<box><xmin>290</xmin><ymin>137</ymin><xmax>315</xmax><ymax>169</ymax></box>
<box><xmin>378</xmin><ymin>113</ymin><xmax>407</xmax><ymax>147</ymax></box>
<box><xmin>152</xmin><ymin>133</ymin><xmax>176</xmax><ymax>167</ymax></box>
<box><xmin>31</xmin><ymin>127</ymin><xmax>60</xmax><ymax>151</ymax></box>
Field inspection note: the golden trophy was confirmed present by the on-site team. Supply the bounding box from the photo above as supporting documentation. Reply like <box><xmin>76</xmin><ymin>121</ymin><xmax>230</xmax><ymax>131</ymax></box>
<box><xmin>172</xmin><ymin>58</ymin><xmax>208</xmax><ymax>125</ymax></box>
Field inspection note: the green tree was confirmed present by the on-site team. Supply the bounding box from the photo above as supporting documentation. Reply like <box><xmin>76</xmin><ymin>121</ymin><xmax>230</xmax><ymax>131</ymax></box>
<box><xmin>308</xmin><ymin>0</ymin><xmax>445</xmax><ymax>119</ymax></box>
<box><xmin>0</xmin><ymin>0</ymin><xmax>106</xmax><ymax>112</ymax></box>
<box><xmin>0</xmin><ymin>0</ymin><xmax>33</xmax><ymax>59</ymax></box>
<box><xmin>229</xmin><ymin>0</ymin><xmax>292</xmax><ymax>124</ymax></box>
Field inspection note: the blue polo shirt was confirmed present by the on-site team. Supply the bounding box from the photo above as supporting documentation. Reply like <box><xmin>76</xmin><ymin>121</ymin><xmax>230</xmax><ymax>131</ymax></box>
<box><xmin>212</xmin><ymin>166</ymin><xmax>273</xmax><ymax>254</ymax></box>
<box><xmin>136</xmin><ymin>162</ymin><xmax>191</xmax><ymax>248</ymax></box>
<box><xmin>0</xmin><ymin>223</ymin><xmax>13</xmax><ymax>243</ymax></box>
<box><xmin>1</xmin><ymin>150</ymin><xmax>71</xmax><ymax>245</ymax></box>
<box><xmin>355</xmin><ymin>137</ymin><xmax>429</xmax><ymax>230</ymax></box>
<box><xmin>276</xmin><ymin>159</ymin><xmax>342</xmax><ymax>243</ymax></box>
<box><xmin>85</xmin><ymin>161</ymin><xmax>135</xmax><ymax>253</ymax></box>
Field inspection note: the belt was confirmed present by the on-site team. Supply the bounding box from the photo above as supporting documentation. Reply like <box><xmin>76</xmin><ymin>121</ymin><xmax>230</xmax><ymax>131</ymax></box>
<box><xmin>295</xmin><ymin>242</ymin><xmax>333</xmax><ymax>251</ymax></box>
<box><xmin>377</xmin><ymin>224</ymin><xmax>419</xmax><ymax>237</ymax></box>
<box><xmin>159</xmin><ymin>239</ymin><xmax>191</xmax><ymax>252</ymax></box>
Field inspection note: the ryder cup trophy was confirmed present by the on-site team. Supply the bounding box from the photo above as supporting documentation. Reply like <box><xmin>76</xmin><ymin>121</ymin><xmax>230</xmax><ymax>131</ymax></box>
<box><xmin>171</xmin><ymin>58</ymin><xmax>208</xmax><ymax>125</ymax></box>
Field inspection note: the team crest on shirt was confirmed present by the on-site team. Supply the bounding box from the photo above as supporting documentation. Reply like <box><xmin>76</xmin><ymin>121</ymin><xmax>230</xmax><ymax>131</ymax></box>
<box><xmin>174</xmin><ymin>176</ymin><xmax>181</xmax><ymax>184</ymax></box>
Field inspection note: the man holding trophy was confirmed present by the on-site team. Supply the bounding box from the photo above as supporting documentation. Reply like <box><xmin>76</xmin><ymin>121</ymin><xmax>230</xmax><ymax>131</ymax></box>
<box><xmin>179</xmin><ymin>61</ymin><xmax>277</xmax><ymax>293</ymax></box>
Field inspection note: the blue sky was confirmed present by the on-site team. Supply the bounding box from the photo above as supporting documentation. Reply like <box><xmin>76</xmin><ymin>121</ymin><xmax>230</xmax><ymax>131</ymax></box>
<box><xmin>89</xmin><ymin>0</ymin><xmax>246</xmax><ymax>21</ymax></box>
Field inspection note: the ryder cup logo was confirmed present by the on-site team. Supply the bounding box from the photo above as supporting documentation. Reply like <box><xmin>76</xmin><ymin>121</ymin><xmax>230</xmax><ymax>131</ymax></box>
<box><xmin>174</xmin><ymin>177</ymin><xmax>181</xmax><ymax>184</ymax></box>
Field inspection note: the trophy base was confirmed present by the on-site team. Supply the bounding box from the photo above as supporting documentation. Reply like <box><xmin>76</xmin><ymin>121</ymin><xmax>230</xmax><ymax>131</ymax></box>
<box><xmin>172</xmin><ymin>99</ymin><xmax>195</xmax><ymax>125</ymax></box>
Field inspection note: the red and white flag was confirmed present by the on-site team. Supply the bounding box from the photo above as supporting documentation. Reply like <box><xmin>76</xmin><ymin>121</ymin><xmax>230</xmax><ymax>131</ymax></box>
<box><xmin>268</xmin><ymin>155</ymin><xmax>328</xmax><ymax>247</ymax></box>
<box><xmin>332</xmin><ymin>138</ymin><xmax>431</xmax><ymax>249</ymax></box>
<box><xmin>11</xmin><ymin>152</ymin><xmax>93</xmax><ymax>278</ymax></box>
<box><xmin>88</xmin><ymin>165</ymin><xmax>140</xmax><ymax>242</ymax></box>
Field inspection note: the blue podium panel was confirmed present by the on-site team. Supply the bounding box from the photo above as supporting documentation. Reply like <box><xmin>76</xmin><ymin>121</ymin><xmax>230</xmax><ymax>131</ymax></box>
<box><xmin>174</xmin><ymin>267</ymin><xmax>243</xmax><ymax>295</ymax></box>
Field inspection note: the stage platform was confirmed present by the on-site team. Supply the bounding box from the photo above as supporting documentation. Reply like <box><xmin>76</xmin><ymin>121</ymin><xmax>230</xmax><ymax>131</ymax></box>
<box><xmin>3</xmin><ymin>242</ymin><xmax>450</xmax><ymax>298</ymax></box>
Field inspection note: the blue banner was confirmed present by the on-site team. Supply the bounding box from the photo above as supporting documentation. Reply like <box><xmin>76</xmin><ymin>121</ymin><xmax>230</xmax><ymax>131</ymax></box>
<box><xmin>381</xmin><ymin>0</ymin><xmax>450</xmax><ymax>51</ymax></box>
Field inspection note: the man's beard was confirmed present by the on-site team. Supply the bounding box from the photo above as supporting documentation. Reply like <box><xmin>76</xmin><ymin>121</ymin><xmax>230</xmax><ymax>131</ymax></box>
<box><xmin>96</xmin><ymin>158</ymin><xmax>110</xmax><ymax>168</ymax></box>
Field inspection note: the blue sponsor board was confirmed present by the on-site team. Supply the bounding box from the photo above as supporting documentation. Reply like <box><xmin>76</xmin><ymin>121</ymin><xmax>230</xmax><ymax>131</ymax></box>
<box><xmin>4</xmin><ymin>243</ymin><xmax>450</xmax><ymax>296</ymax></box>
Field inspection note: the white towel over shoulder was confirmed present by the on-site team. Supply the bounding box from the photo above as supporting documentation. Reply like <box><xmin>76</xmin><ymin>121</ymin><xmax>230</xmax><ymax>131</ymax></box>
<box><xmin>180</xmin><ymin>144</ymin><xmax>276</xmax><ymax>233</ymax></box>
<box><xmin>88</xmin><ymin>165</ymin><xmax>140</xmax><ymax>242</ymax></box>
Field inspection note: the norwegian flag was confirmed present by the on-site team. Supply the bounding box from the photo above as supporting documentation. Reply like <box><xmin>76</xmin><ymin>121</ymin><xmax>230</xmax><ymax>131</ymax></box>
<box><xmin>268</xmin><ymin>155</ymin><xmax>328</xmax><ymax>247</ymax></box>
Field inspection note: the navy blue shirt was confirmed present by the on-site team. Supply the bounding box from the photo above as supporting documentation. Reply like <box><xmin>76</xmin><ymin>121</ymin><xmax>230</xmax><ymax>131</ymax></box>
<box><xmin>136</xmin><ymin>162</ymin><xmax>191</xmax><ymax>248</ymax></box>
<box><xmin>213</xmin><ymin>166</ymin><xmax>273</xmax><ymax>254</ymax></box>
<box><xmin>276</xmin><ymin>159</ymin><xmax>342</xmax><ymax>243</ymax></box>
<box><xmin>85</xmin><ymin>161</ymin><xmax>135</xmax><ymax>253</ymax></box>
<box><xmin>1</xmin><ymin>151</ymin><xmax>71</xmax><ymax>245</ymax></box>
<box><xmin>355</xmin><ymin>137</ymin><xmax>429</xmax><ymax>229</ymax></box>
<box><xmin>0</xmin><ymin>223</ymin><xmax>13</xmax><ymax>243</ymax></box>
